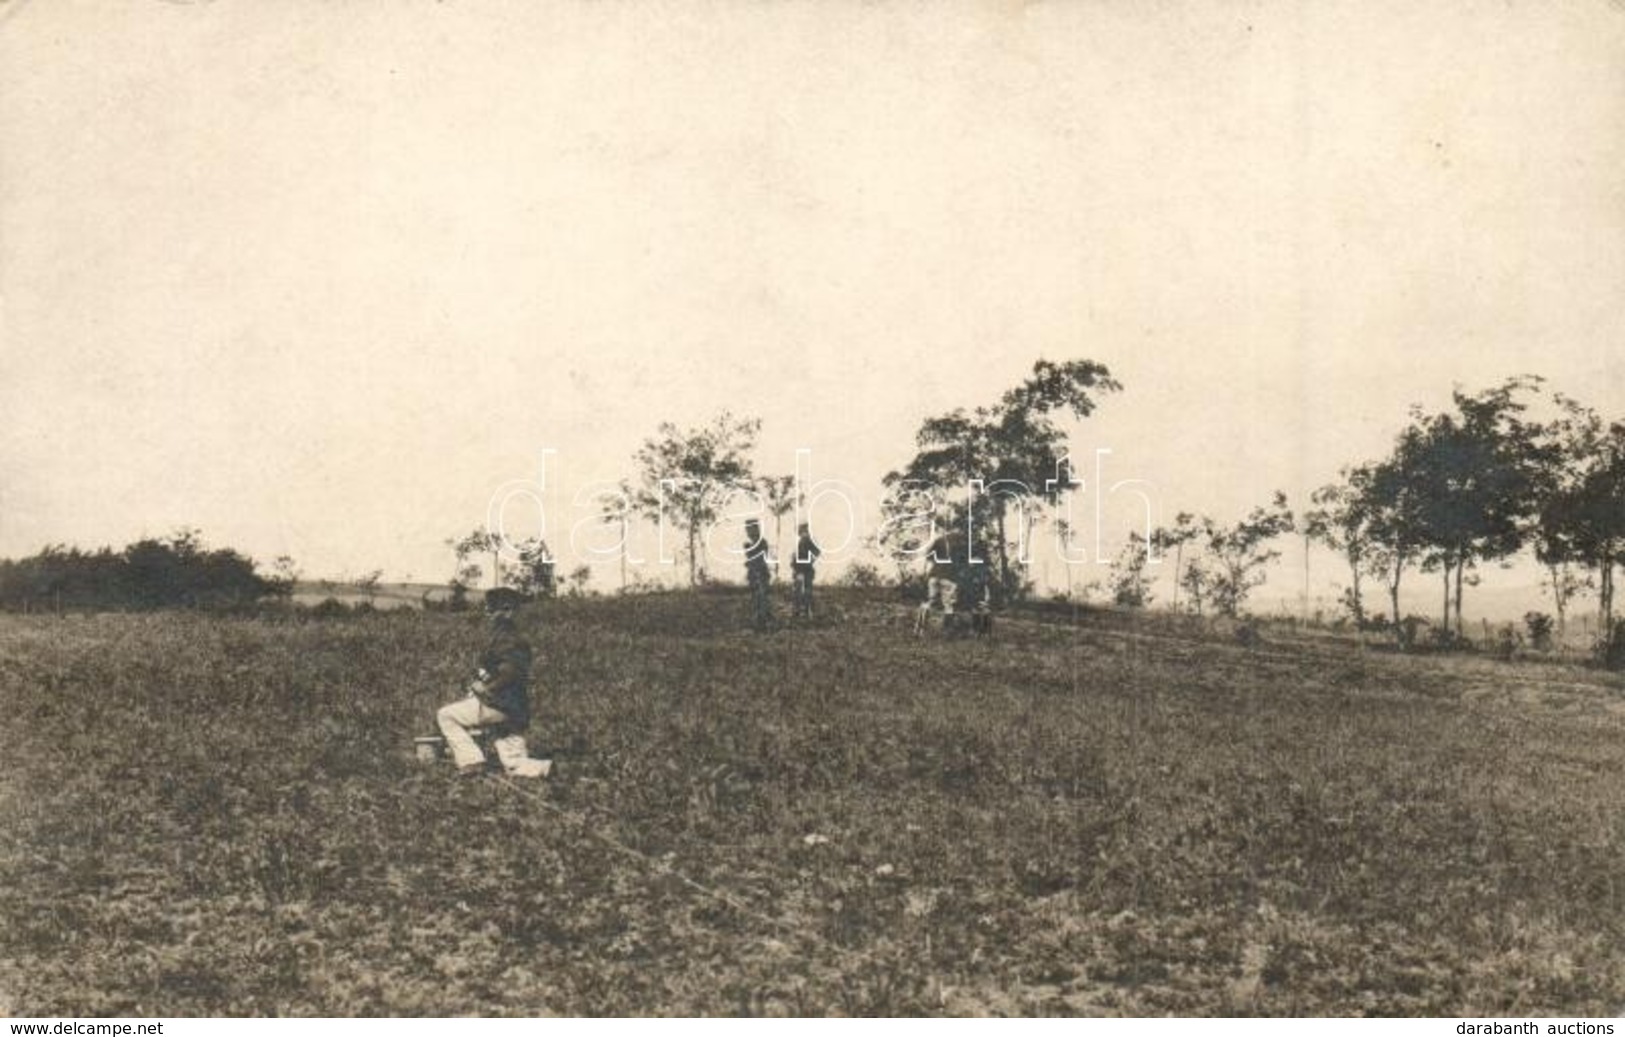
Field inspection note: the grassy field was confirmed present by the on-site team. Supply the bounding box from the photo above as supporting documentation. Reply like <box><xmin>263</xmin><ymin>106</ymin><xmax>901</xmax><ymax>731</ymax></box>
<box><xmin>2</xmin><ymin>590</ymin><xmax>1623</xmax><ymax>1016</ymax></box>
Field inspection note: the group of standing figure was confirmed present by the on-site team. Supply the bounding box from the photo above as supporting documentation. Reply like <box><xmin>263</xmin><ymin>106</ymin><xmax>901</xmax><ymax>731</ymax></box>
<box><xmin>747</xmin><ymin>519</ymin><xmax>992</xmax><ymax>636</ymax></box>
<box><xmin>743</xmin><ymin>519</ymin><xmax>821</xmax><ymax>632</ymax></box>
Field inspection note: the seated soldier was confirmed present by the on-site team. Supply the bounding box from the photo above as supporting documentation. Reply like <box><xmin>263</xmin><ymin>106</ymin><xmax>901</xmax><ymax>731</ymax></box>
<box><xmin>915</xmin><ymin>529</ymin><xmax>962</xmax><ymax>635</ymax></box>
<box><xmin>436</xmin><ymin>587</ymin><xmax>551</xmax><ymax>778</ymax></box>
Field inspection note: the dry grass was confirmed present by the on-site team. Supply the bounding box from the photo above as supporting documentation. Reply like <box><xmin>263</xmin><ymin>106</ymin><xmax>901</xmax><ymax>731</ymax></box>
<box><xmin>1</xmin><ymin>591</ymin><xmax>1622</xmax><ymax>1015</ymax></box>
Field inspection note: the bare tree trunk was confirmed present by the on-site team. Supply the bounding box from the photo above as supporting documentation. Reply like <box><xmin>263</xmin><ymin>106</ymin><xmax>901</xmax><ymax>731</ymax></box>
<box><xmin>1599</xmin><ymin>552</ymin><xmax>1612</xmax><ymax>633</ymax></box>
<box><xmin>773</xmin><ymin>511</ymin><xmax>783</xmax><ymax>576</ymax></box>
<box><xmin>1171</xmin><ymin>543</ymin><xmax>1183</xmax><ymax>612</ymax></box>
<box><xmin>995</xmin><ymin>504</ymin><xmax>1010</xmax><ymax>597</ymax></box>
<box><xmin>1602</xmin><ymin>548</ymin><xmax>1615</xmax><ymax>634</ymax></box>
<box><xmin>1453</xmin><ymin>558</ymin><xmax>1465</xmax><ymax>640</ymax></box>
<box><xmin>1549</xmin><ymin>562</ymin><xmax>1566</xmax><ymax>645</ymax></box>
<box><xmin>1024</xmin><ymin>509</ymin><xmax>1038</xmax><ymax>593</ymax></box>
<box><xmin>1389</xmin><ymin>553</ymin><xmax>1403</xmax><ymax>629</ymax></box>
<box><xmin>1348</xmin><ymin>555</ymin><xmax>1365</xmax><ymax>626</ymax></box>
<box><xmin>1440</xmin><ymin>557</ymin><xmax>1452</xmax><ymax>634</ymax></box>
<box><xmin>1302</xmin><ymin>534</ymin><xmax>1310</xmax><ymax>622</ymax></box>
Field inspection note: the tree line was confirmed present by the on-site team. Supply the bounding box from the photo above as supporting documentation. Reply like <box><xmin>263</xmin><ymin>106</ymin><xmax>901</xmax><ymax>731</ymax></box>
<box><xmin>9</xmin><ymin>362</ymin><xmax>1618</xmax><ymax>655</ymax></box>
<box><xmin>586</xmin><ymin>358</ymin><xmax>1305</xmax><ymax>621</ymax></box>
<box><xmin>450</xmin><ymin>360</ymin><xmax>1126</xmax><ymax>602</ymax></box>
<box><xmin>0</xmin><ymin>529</ymin><xmax>290</xmax><ymax>612</ymax></box>
<box><xmin>1297</xmin><ymin>377</ymin><xmax>1623</xmax><ymax>648</ymax></box>
<box><xmin>569</xmin><ymin>364</ymin><xmax>1622</xmax><ymax>660</ymax></box>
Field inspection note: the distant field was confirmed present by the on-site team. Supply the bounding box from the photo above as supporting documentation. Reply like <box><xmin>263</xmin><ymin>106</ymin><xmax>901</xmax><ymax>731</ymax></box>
<box><xmin>2</xmin><ymin>591</ymin><xmax>1623</xmax><ymax>1016</ymax></box>
<box><xmin>288</xmin><ymin>581</ymin><xmax>446</xmax><ymax>610</ymax></box>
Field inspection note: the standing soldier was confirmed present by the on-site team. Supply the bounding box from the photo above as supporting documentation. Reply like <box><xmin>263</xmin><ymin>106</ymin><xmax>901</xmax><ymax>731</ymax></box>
<box><xmin>436</xmin><ymin>587</ymin><xmax>550</xmax><ymax>778</ymax></box>
<box><xmin>744</xmin><ymin>518</ymin><xmax>774</xmax><ymax>632</ymax></box>
<box><xmin>960</xmin><ymin>539</ymin><xmax>994</xmax><ymax>637</ymax></box>
<box><xmin>791</xmin><ymin>522</ymin><xmax>821</xmax><ymax>619</ymax></box>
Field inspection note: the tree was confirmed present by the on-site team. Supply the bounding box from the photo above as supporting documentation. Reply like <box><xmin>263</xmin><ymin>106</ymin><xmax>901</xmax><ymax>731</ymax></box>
<box><xmin>503</xmin><ymin>538</ymin><xmax>557</xmax><ymax>598</ymax></box>
<box><xmin>631</xmin><ymin>412</ymin><xmax>762</xmax><ymax>587</ymax></box>
<box><xmin>444</xmin><ymin>532</ymin><xmax>489</xmax><ymax>610</ymax></box>
<box><xmin>1178</xmin><ymin>556</ymin><xmax>1212</xmax><ymax>616</ymax></box>
<box><xmin>1109</xmin><ymin>533</ymin><xmax>1154</xmax><ymax>609</ymax></box>
<box><xmin>121</xmin><ymin>528</ymin><xmax>271</xmax><ymax>609</ymax></box>
<box><xmin>758</xmin><ymin>474</ymin><xmax>799</xmax><ymax>575</ymax></box>
<box><xmin>874</xmin><ymin>481</ymin><xmax>938</xmax><ymax>587</ymax></box>
<box><xmin>1363</xmin><ymin>425</ymin><xmax>1432</xmax><ymax>631</ymax></box>
<box><xmin>1150</xmin><ymin>512</ymin><xmax>1200</xmax><ymax>613</ymax></box>
<box><xmin>1397</xmin><ymin>378</ymin><xmax>1550</xmax><ymax>639</ymax></box>
<box><xmin>1572</xmin><ymin>430</ymin><xmax>1625</xmax><ymax>637</ymax></box>
<box><xmin>1054</xmin><ymin>517</ymin><xmax>1080</xmax><ymax>599</ymax></box>
<box><xmin>884</xmin><ymin>359</ymin><xmax>1121</xmax><ymax>602</ymax></box>
<box><xmin>566</xmin><ymin>564</ymin><xmax>592</xmax><ymax>597</ymax></box>
<box><xmin>0</xmin><ymin>529</ymin><xmax>275</xmax><ymax>611</ymax></box>
<box><xmin>1196</xmin><ymin>493</ymin><xmax>1295</xmax><ymax>617</ymax></box>
<box><xmin>599</xmin><ymin>479</ymin><xmax>638</xmax><ymax>593</ymax></box>
<box><xmin>354</xmin><ymin>569</ymin><xmax>384</xmax><ymax>605</ymax></box>
<box><xmin>1304</xmin><ymin>468</ymin><xmax>1380</xmax><ymax>626</ymax></box>
<box><xmin>1532</xmin><ymin>396</ymin><xmax>1601</xmax><ymax>645</ymax></box>
<box><xmin>267</xmin><ymin>555</ymin><xmax>300</xmax><ymax>598</ymax></box>
<box><xmin>449</xmin><ymin>529</ymin><xmax>503</xmax><ymax>590</ymax></box>
<box><xmin>1535</xmin><ymin>400</ymin><xmax>1625</xmax><ymax>640</ymax></box>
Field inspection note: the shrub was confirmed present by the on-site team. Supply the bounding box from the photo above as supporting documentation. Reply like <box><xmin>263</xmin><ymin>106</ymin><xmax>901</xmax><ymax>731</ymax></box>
<box><xmin>1427</xmin><ymin>625</ymin><xmax>1472</xmax><ymax>651</ymax></box>
<box><xmin>1523</xmin><ymin>612</ymin><xmax>1554</xmax><ymax>652</ymax></box>
<box><xmin>1495</xmin><ymin>623</ymin><xmax>1522</xmax><ymax>662</ymax></box>
<box><xmin>1601</xmin><ymin>620</ymin><xmax>1625</xmax><ymax>671</ymax></box>
<box><xmin>0</xmin><ymin>531</ymin><xmax>278</xmax><ymax>612</ymax></box>
<box><xmin>309</xmin><ymin>597</ymin><xmax>350</xmax><ymax>619</ymax></box>
<box><xmin>1397</xmin><ymin>615</ymin><xmax>1429</xmax><ymax>649</ymax></box>
<box><xmin>837</xmin><ymin>562</ymin><xmax>885</xmax><ymax>588</ymax></box>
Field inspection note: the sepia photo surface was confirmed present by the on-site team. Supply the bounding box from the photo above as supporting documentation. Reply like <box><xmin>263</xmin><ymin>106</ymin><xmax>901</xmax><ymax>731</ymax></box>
<box><xmin>2</xmin><ymin>0</ymin><xmax>1623</xmax><ymax>1018</ymax></box>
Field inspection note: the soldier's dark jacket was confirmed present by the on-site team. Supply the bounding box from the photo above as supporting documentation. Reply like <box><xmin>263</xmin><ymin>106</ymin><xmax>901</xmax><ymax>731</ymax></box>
<box><xmin>476</xmin><ymin>624</ymin><xmax>532</xmax><ymax>734</ymax></box>
<box><xmin>744</xmin><ymin>533</ymin><xmax>772</xmax><ymax>583</ymax></box>
<box><xmin>792</xmin><ymin>532</ymin><xmax>821</xmax><ymax>575</ymax></box>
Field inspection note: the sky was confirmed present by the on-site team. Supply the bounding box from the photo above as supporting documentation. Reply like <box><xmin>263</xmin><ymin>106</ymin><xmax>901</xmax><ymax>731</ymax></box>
<box><xmin>2</xmin><ymin>0</ymin><xmax>1622</xmax><ymax>609</ymax></box>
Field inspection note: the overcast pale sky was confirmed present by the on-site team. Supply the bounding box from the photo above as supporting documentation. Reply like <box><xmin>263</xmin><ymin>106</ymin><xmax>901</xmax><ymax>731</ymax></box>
<box><xmin>2</xmin><ymin>0</ymin><xmax>1622</xmax><ymax>599</ymax></box>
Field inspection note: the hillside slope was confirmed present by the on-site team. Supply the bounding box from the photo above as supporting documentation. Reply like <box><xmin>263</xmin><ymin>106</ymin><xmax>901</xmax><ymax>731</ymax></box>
<box><xmin>2</xmin><ymin>592</ymin><xmax>1622</xmax><ymax>1015</ymax></box>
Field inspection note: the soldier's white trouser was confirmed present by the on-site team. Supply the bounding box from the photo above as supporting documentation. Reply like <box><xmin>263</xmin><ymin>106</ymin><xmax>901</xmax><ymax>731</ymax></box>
<box><xmin>436</xmin><ymin>695</ymin><xmax>550</xmax><ymax>776</ymax></box>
